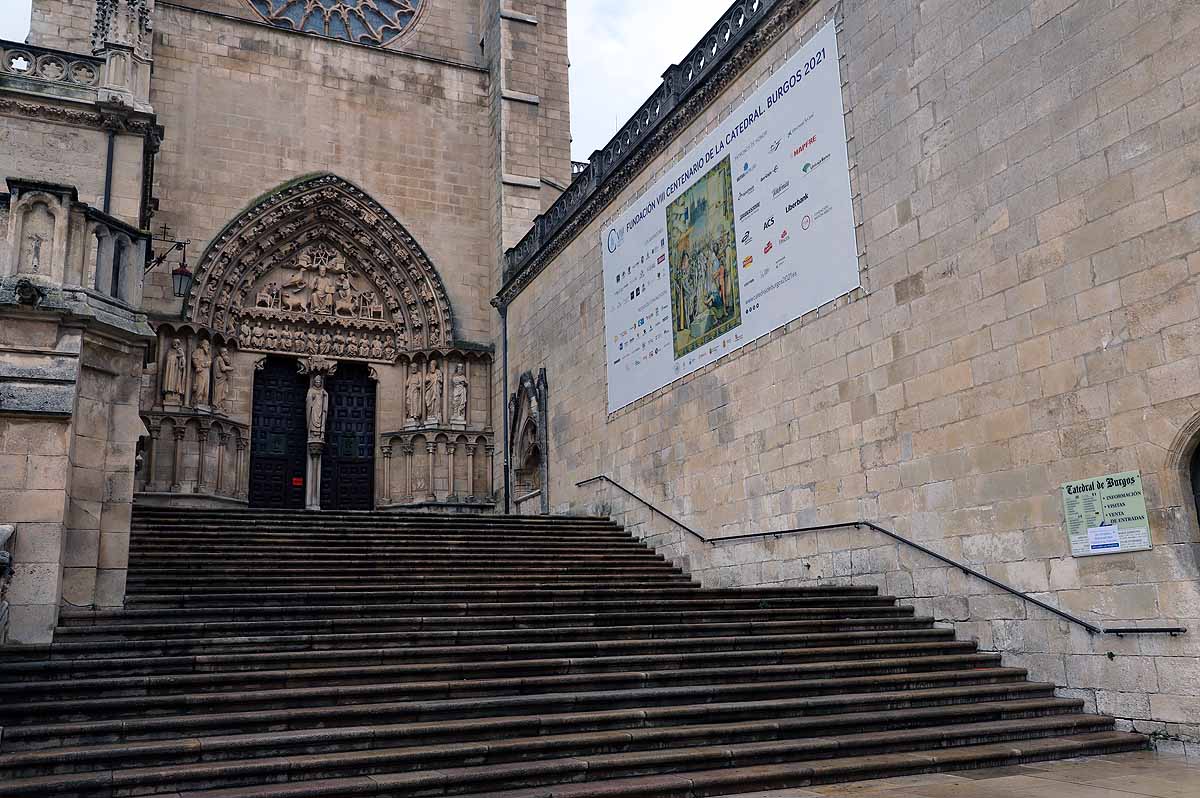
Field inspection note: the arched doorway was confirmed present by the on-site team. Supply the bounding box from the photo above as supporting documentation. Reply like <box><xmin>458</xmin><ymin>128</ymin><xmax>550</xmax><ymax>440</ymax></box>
<box><xmin>248</xmin><ymin>356</ymin><xmax>308</xmax><ymax>509</ymax></box>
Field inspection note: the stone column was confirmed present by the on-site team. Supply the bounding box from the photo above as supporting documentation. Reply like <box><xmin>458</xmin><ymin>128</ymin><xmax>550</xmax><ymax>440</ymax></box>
<box><xmin>216</xmin><ymin>431</ymin><xmax>229</xmax><ymax>495</ymax></box>
<box><xmin>466</xmin><ymin>444</ymin><xmax>477</xmax><ymax>502</ymax></box>
<box><xmin>171</xmin><ymin>425</ymin><xmax>186</xmax><ymax>492</ymax></box>
<box><xmin>306</xmin><ymin>442</ymin><xmax>324</xmax><ymax>511</ymax></box>
<box><xmin>380</xmin><ymin>444</ymin><xmax>393</xmax><ymax>504</ymax></box>
<box><xmin>426</xmin><ymin>442</ymin><xmax>437</xmax><ymax>502</ymax></box>
<box><xmin>235</xmin><ymin>435</ymin><xmax>248</xmax><ymax>499</ymax></box>
<box><xmin>196</xmin><ymin>425</ymin><xmax>210</xmax><ymax>492</ymax></box>
<box><xmin>486</xmin><ymin>444</ymin><xmax>496</xmax><ymax>502</ymax></box>
<box><xmin>447</xmin><ymin>441</ymin><xmax>457</xmax><ymax>502</ymax></box>
<box><xmin>402</xmin><ymin>442</ymin><xmax>414</xmax><ymax>503</ymax></box>
<box><xmin>144</xmin><ymin>421</ymin><xmax>160</xmax><ymax>491</ymax></box>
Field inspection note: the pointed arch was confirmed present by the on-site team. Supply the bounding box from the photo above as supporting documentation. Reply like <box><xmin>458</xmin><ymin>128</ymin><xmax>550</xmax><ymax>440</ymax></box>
<box><xmin>187</xmin><ymin>173</ymin><xmax>455</xmax><ymax>359</ymax></box>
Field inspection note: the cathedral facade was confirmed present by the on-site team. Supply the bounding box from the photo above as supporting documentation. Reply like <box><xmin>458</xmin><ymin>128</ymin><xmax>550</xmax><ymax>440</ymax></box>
<box><xmin>0</xmin><ymin>0</ymin><xmax>571</xmax><ymax>642</ymax></box>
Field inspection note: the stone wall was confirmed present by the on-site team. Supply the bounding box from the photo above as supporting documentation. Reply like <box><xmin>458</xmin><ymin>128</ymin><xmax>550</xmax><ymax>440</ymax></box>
<box><xmin>505</xmin><ymin>0</ymin><xmax>1200</xmax><ymax>741</ymax></box>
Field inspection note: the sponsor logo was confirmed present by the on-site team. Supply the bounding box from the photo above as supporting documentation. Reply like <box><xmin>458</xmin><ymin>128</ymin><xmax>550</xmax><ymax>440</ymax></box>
<box><xmin>736</xmin><ymin>162</ymin><xmax>755</xmax><ymax>183</ymax></box>
<box><xmin>792</xmin><ymin>135</ymin><xmax>817</xmax><ymax>158</ymax></box>
<box><xmin>801</xmin><ymin>154</ymin><xmax>831</xmax><ymax>175</ymax></box>
<box><xmin>737</xmin><ymin>202</ymin><xmax>761</xmax><ymax>222</ymax></box>
<box><xmin>768</xmin><ymin>138</ymin><xmax>782</xmax><ymax>154</ymax></box>
<box><xmin>787</xmin><ymin>113</ymin><xmax>815</xmax><ymax>138</ymax></box>
<box><xmin>771</xmin><ymin>180</ymin><xmax>791</xmax><ymax>199</ymax></box>
<box><xmin>813</xmin><ymin>204</ymin><xmax>833</xmax><ymax>221</ymax></box>
<box><xmin>736</xmin><ymin>184</ymin><xmax>756</xmax><ymax>201</ymax></box>
<box><xmin>801</xmin><ymin>214</ymin><xmax>812</xmax><ymax>230</ymax></box>
<box><xmin>763</xmin><ymin>216</ymin><xmax>776</xmax><ymax>231</ymax></box>
<box><xmin>606</xmin><ymin>227</ymin><xmax>624</xmax><ymax>254</ymax></box>
<box><xmin>742</xmin><ymin>255</ymin><xmax>754</xmax><ymax>268</ymax></box>
<box><xmin>740</xmin><ymin>230</ymin><xmax>752</xmax><ymax>246</ymax></box>
<box><xmin>758</xmin><ymin>164</ymin><xmax>779</xmax><ymax>183</ymax></box>
<box><xmin>657</xmin><ymin>253</ymin><xmax>666</xmax><ymax>264</ymax></box>
<box><xmin>780</xmin><ymin>229</ymin><xmax>790</xmax><ymax>243</ymax></box>
<box><xmin>763</xmin><ymin>241</ymin><xmax>774</xmax><ymax>255</ymax></box>
<box><xmin>785</xmin><ymin>193</ymin><xmax>810</xmax><ymax>213</ymax></box>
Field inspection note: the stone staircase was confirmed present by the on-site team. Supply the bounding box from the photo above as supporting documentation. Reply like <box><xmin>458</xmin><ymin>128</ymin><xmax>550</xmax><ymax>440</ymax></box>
<box><xmin>0</xmin><ymin>508</ymin><xmax>1145</xmax><ymax>797</ymax></box>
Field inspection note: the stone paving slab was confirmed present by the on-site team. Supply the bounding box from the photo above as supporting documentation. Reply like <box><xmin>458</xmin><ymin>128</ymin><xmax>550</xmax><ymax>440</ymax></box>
<box><xmin>722</xmin><ymin>751</ymin><xmax>1200</xmax><ymax>797</ymax></box>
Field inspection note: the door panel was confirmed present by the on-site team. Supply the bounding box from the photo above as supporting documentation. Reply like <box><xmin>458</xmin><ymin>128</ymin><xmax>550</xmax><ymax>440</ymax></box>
<box><xmin>320</xmin><ymin>363</ymin><xmax>376</xmax><ymax>510</ymax></box>
<box><xmin>249</xmin><ymin>357</ymin><xmax>308</xmax><ymax>509</ymax></box>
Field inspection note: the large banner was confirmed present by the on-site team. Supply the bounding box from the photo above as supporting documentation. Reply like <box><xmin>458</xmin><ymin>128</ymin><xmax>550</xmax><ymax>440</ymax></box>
<box><xmin>602</xmin><ymin>21</ymin><xmax>858</xmax><ymax>413</ymax></box>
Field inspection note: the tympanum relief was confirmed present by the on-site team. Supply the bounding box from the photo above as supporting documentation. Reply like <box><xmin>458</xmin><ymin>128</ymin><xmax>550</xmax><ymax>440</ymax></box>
<box><xmin>235</xmin><ymin>243</ymin><xmax>403</xmax><ymax>364</ymax></box>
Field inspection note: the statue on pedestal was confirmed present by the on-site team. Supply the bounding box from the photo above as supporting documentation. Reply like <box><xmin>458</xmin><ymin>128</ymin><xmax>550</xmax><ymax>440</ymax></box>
<box><xmin>425</xmin><ymin>359</ymin><xmax>444</xmax><ymax>426</ymax></box>
<box><xmin>212</xmin><ymin>347</ymin><xmax>235</xmax><ymax>413</ymax></box>
<box><xmin>405</xmin><ymin>364</ymin><xmax>423</xmax><ymax>426</ymax></box>
<box><xmin>304</xmin><ymin>374</ymin><xmax>329</xmax><ymax>510</ymax></box>
<box><xmin>191</xmin><ymin>340</ymin><xmax>212</xmax><ymax>407</ymax></box>
<box><xmin>450</xmin><ymin>363</ymin><xmax>468</xmax><ymax>424</ymax></box>
<box><xmin>162</xmin><ymin>338</ymin><xmax>187</xmax><ymax>404</ymax></box>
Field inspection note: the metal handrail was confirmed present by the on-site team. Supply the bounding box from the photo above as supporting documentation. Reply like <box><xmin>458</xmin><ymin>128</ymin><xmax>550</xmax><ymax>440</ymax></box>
<box><xmin>578</xmin><ymin>475</ymin><xmax>1187</xmax><ymax>637</ymax></box>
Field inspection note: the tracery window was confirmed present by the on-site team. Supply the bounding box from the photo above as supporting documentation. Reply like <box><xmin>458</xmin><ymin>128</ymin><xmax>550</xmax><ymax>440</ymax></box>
<box><xmin>245</xmin><ymin>0</ymin><xmax>425</xmax><ymax>46</ymax></box>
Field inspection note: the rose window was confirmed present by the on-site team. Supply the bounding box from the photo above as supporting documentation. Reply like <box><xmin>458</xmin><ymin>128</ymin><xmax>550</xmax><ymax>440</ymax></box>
<box><xmin>246</xmin><ymin>0</ymin><xmax>424</xmax><ymax>46</ymax></box>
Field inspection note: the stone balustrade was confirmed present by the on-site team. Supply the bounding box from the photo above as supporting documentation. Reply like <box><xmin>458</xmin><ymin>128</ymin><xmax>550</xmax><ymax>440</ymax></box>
<box><xmin>137</xmin><ymin>411</ymin><xmax>250</xmax><ymax>505</ymax></box>
<box><xmin>0</xmin><ymin>40</ymin><xmax>102</xmax><ymax>101</ymax></box>
<box><xmin>378</xmin><ymin>429</ymin><xmax>495</xmax><ymax>509</ymax></box>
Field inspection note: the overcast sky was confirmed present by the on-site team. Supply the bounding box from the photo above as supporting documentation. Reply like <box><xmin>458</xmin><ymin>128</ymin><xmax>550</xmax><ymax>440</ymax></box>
<box><xmin>0</xmin><ymin>0</ymin><xmax>731</xmax><ymax>160</ymax></box>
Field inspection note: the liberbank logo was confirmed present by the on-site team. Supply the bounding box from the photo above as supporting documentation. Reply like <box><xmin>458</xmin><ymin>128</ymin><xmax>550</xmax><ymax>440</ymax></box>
<box><xmin>785</xmin><ymin>193</ymin><xmax>810</xmax><ymax>213</ymax></box>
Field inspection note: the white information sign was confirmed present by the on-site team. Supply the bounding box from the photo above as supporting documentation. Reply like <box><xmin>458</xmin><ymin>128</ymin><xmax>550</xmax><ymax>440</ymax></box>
<box><xmin>601</xmin><ymin>21</ymin><xmax>859</xmax><ymax>412</ymax></box>
<box><xmin>1061</xmin><ymin>471</ymin><xmax>1153</xmax><ymax>557</ymax></box>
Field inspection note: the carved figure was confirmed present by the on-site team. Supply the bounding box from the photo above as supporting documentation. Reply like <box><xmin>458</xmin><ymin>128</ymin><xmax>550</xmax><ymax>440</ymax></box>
<box><xmin>306</xmin><ymin>374</ymin><xmax>329</xmax><ymax>440</ymax></box>
<box><xmin>239</xmin><ymin>321</ymin><xmax>251</xmax><ymax>342</ymax></box>
<box><xmin>318</xmin><ymin>331</ymin><xmax>332</xmax><ymax>355</ymax></box>
<box><xmin>406</xmin><ymin>364</ymin><xmax>423</xmax><ymax>425</ymax></box>
<box><xmin>346</xmin><ymin>335</ymin><xmax>359</xmax><ymax>357</ymax></box>
<box><xmin>251</xmin><ymin>323</ymin><xmax>265</xmax><ymax>349</ymax></box>
<box><xmin>213</xmin><ymin>347</ymin><xmax>235</xmax><ymax>412</ymax></box>
<box><xmin>162</xmin><ymin>338</ymin><xmax>187</xmax><ymax>403</ymax></box>
<box><xmin>332</xmin><ymin>332</ymin><xmax>346</xmax><ymax>356</ymax></box>
<box><xmin>282</xmin><ymin>271</ymin><xmax>308</xmax><ymax>311</ymax></box>
<box><xmin>256</xmin><ymin>282</ymin><xmax>279</xmax><ymax>308</ymax></box>
<box><xmin>383</xmin><ymin>340</ymin><xmax>397</xmax><ymax>361</ymax></box>
<box><xmin>361</xmin><ymin>291</ymin><xmax>384</xmax><ymax>320</ymax></box>
<box><xmin>311</xmin><ymin>265</ymin><xmax>335</xmax><ymax>314</ymax></box>
<box><xmin>334</xmin><ymin>285</ymin><xmax>357</xmax><ymax>317</ymax></box>
<box><xmin>370</xmin><ymin>336</ymin><xmax>384</xmax><ymax>360</ymax></box>
<box><xmin>450</xmin><ymin>363</ymin><xmax>468</xmax><ymax>424</ymax></box>
<box><xmin>425</xmin><ymin>359</ymin><xmax>444</xmax><ymax>425</ymax></box>
<box><xmin>191</xmin><ymin>340</ymin><xmax>212</xmax><ymax>406</ymax></box>
<box><xmin>308</xmin><ymin>331</ymin><xmax>319</xmax><ymax>354</ymax></box>
<box><xmin>265</xmin><ymin>326</ymin><xmax>279</xmax><ymax>351</ymax></box>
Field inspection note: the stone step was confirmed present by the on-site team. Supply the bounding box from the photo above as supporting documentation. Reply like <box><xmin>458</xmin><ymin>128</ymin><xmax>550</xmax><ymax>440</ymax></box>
<box><xmin>0</xmin><ymin>681</ymin><xmax>1061</xmax><ymax>751</ymax></box>
<box><xmin>0</xmin><ymin>714</ymin><xmax>1124</xmax><ymax>797</ymax></box>
<box><xmin>52</xmin><ymin>606</ymin><xmax>919</xmax><ymax>640</ymax></box>
<box><xmin>0</xmin><ymin>694</ymin><xmax>1069</xmax><ymax>780</ymax></box>
<box><xmin>0</xmin><ymin>642</ymin><xmax>987</xmax><ymax>694</ymax></box>
<box><xmin>0</xmin><ymin>661</ymin><xmax>1012</xmax><ymax>724</ymax></box>
<box><xmin>0</xmin><ymin>651</ymin><xmax>998</xmax><ymax>703</ymax></box>
<box><xmin>30</xmin><ymin>617</ymin><xmax>937</xmax><ymax>660</ymax></box>
<box><xmin>124</xmin><ymin>577</ymin><xmax>700</xmax><ymax>593</ymax></box>
<box><xmin>56</xmin><ymin>596</ymin><xmax>905</xmax><ymax>626</ymax></box>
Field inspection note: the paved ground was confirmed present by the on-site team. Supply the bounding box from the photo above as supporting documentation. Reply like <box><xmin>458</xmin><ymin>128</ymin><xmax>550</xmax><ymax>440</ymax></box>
<box><xmin>727</xmin><ymin>751</ymin><xmax>1200</xmax><ymax>797</ymax></box>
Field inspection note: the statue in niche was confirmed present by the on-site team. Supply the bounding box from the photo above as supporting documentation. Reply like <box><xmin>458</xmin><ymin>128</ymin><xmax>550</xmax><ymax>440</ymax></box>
<box><xmin>213</xmin><ymin>347</ymin><xmax>235</xmax><ymax>413</ymax></box>
<box><xmin>406</xmin><ymin>364</ymin><xmax>423</xmax><ymax>425</ymax></box>
<box><xmin>425</xmin><ymin>359</ymin><xmax>444</xmax><ymax>426</ymax></box>
<box><xmin>251</xmin><ymin>323</ymin><xmax>265</xmax><ymax>349</ymax></box>
<box><xmin>191</xmin><ymin>340</ymin><xmax>213</xmax><ymax>406</ymax></box>
<box><xmin>370</xmin><ymin>336</ymin><xmax>384</xmax><ymax>360</ymax></box>
<box><xmin>450</xmin><ymin>363</ymin><xmax>468</xmax><ymax>424</ymax></box>
<box><xmin>162</xmin><ymin>338</ymin><xmax>187</xmax><ymax>404</ymax></box>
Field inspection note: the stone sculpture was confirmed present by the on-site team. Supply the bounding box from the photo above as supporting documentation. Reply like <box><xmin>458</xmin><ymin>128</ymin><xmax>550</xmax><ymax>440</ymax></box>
<box><xmin>212</xmin><ymin>347</ymin><xmax>235</xmax><ymax>413</ymax></box>
<box><xmin>304</xmin><ymin>374</ymin><xmax>329</xmax><ymax>511</ymax></box>
<box><xmin>190</xmin><ymin>340</ymin><xmax>212</xmax><ymax>406</ymax></box>
<box><xmin>425</xmin><ymin>359</ymin><xmax>444</xmax><ymax>425</ymax></box>
<box><xmin>451</xmin><ymin>363</ymin><xmax>468</xmax><ymax>424</ymax></box>
<box><xmin>406</xmin><ymin>364</ymin><xmax>423</xmax><ymax>425</ymax></box>
<box><xmin>162</xmin><ymin>338</ymin><xmax>187</xmax><ymax>404</ymax></box>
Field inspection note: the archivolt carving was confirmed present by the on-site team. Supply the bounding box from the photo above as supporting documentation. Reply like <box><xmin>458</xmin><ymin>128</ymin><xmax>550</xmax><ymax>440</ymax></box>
<box><xmin>187</xmin><ymin>174</ymin><xmax>455</xmax><ymax>363</ymax></box>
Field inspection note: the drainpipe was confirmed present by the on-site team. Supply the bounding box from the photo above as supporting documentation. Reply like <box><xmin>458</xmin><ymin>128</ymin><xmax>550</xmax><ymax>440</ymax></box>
<box><xmin>102</xmin><ymin>128</ymin><xmax>116</xmax><ymax>215</ymax></box>
<box><xmin>499</xmin><ymin>302</ymin><xmax>511</xmax><ymax>514</ymax></box>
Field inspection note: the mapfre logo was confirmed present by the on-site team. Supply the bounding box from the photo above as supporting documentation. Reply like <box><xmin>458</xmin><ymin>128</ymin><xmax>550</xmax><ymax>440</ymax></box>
<box><xmin>792</xmin><ymin>135</ymin><xmax>817</xmax><ymax>158</ymax></box>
